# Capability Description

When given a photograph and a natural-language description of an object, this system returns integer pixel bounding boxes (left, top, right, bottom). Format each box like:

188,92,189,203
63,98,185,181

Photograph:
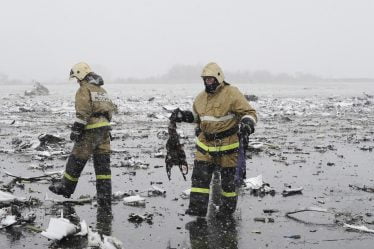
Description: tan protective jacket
75,80,115,129
193,82,257,166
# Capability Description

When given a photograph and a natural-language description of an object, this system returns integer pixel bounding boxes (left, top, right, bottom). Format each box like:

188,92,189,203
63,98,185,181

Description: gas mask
204,77,220,94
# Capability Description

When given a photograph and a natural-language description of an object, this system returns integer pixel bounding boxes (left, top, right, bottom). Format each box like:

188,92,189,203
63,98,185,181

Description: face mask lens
204,78,219,93
203,77,215,84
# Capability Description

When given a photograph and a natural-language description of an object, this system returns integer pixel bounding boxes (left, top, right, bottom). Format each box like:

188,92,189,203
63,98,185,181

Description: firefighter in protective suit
49,62,115,207
170,62,257,217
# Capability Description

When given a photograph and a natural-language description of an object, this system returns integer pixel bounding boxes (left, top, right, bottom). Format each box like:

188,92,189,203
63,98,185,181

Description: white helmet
201,62,225,84
69,62,92,81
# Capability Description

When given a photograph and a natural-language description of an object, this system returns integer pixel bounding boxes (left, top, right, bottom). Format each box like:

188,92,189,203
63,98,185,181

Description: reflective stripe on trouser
220,167,238,214
62,155,88,196
93,154,112,207
188,161,215,216
85,121,111,130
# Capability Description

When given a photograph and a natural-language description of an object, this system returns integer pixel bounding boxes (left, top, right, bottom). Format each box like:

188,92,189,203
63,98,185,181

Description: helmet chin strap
204,80,220,94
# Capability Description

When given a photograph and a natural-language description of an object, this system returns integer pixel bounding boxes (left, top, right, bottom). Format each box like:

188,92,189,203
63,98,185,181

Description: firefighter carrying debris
49,62,115,207
170,62,257,217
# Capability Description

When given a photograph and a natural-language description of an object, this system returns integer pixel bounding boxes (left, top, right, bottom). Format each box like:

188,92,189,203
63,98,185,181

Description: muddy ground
1,82,374,249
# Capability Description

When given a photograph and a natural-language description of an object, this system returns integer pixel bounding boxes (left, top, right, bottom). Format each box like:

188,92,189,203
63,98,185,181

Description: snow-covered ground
0,81,374,249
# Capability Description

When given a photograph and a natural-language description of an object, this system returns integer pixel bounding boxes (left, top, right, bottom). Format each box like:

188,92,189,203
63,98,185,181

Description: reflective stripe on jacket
196,138,239,156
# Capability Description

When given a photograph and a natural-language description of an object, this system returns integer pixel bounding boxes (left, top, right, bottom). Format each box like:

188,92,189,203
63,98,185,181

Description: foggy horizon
1,0,373,82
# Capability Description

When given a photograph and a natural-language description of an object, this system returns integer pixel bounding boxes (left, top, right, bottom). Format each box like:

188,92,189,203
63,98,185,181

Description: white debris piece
248,142,264,150
120,158,149,169
0,190,26,203
162,105,178,112
76,220,88,236
5,170,63,181
180,189,191,199
151,185,166,195
112,191,129,200
0,207,11,217
36,151,52,157
153,152,164,158
88,227,124,249
44,193,91,204
41,212,77,240
123,195,146,207
343,224,374,233
244,175,264,190
152,114,166,120
282,187,303,196
0,215,17,228
24,81,49,96
0,207,17,228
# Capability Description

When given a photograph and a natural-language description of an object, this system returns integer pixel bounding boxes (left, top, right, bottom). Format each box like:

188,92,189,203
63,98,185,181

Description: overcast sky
0,0,373,81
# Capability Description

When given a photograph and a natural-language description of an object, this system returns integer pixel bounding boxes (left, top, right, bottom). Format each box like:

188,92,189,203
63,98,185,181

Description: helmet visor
69,69,75,79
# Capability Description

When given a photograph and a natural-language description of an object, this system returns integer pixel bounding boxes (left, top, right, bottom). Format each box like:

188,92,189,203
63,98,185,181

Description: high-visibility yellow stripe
96,175,111,180
196,139,239,152
64,172,78,182
85,121,110,130
191,187,210,194
221,191,237,197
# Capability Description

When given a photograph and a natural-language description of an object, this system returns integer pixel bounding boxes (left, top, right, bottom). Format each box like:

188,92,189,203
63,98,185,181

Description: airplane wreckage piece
5,170,63,182
42,211,125,248
282,186,303,197
165,120,188,180
123,195,146,207
343,224,374,234
44,193,92,205
0,207,17,229
41,214,78,240
243,175,275,195
0,190,26,204
285,206,374,233
285,207,337,226
0,207,36,230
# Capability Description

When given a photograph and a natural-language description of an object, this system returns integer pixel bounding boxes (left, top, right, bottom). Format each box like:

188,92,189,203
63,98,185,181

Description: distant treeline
1,66,373,85
0,73,24,85
113,65,374,84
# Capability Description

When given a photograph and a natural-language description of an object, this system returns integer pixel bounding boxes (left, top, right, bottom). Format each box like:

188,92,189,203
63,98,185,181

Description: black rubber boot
185,208,207,217
48,155,88,198
97,203,113,236
186,218,209,248
48,181,71,198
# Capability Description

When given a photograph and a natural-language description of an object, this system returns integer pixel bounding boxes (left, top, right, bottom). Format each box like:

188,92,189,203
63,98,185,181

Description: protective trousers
61,127,111,204
188,160,237,216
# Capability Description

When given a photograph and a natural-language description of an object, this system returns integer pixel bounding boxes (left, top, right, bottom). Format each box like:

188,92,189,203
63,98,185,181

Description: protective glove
169,108,184,122
70,122,85,142
169,108,195,123
104,112,111,122
240,117,255,137
194,126,202,137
